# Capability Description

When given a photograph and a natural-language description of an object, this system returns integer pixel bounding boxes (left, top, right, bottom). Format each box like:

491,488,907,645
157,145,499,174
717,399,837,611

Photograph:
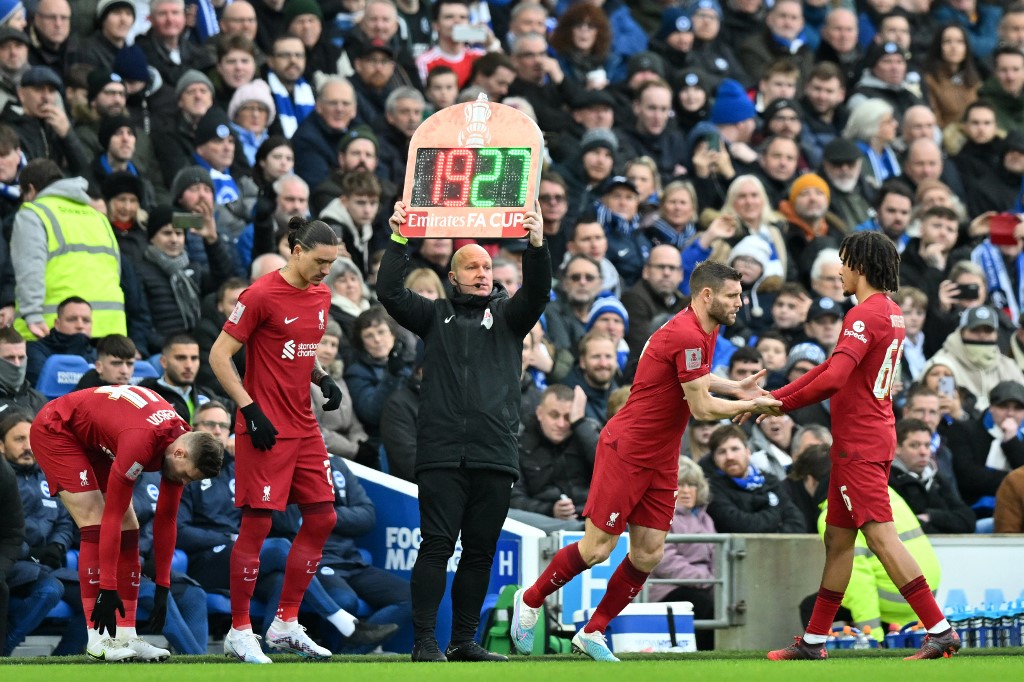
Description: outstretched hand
389,201,408,235
734,369,769,400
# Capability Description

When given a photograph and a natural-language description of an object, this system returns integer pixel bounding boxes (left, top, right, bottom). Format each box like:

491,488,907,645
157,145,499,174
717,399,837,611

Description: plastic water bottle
835,626,857,650
904,623,926,649
981,603,999,648
853,626,873,649
947,607,970,646
970,606,986,648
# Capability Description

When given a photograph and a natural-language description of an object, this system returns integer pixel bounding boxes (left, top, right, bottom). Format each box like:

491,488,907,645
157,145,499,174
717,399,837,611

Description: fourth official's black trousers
411,467,514,644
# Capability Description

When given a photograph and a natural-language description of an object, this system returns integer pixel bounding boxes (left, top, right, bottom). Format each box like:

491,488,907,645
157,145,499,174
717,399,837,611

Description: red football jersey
829,293,906,461
47,386,190,484
604,308,715,469
223,270,331,438
416,46,485,87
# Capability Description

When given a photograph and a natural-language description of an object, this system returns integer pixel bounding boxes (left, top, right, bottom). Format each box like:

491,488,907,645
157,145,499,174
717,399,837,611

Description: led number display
410,147,532,208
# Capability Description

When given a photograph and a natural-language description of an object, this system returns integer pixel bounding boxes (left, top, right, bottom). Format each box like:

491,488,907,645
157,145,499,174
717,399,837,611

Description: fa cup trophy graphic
458,93,492,147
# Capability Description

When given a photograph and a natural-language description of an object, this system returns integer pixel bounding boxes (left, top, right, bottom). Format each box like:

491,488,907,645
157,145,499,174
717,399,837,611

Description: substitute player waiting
210,217,345,664
30,387,223,662
762,231,960,661
510,257,783,662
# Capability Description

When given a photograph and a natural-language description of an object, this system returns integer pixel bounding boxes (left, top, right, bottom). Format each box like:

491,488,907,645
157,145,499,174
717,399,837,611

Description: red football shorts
234,434,333,510
583,438,676,534
31,413,109,495
826,455,894,528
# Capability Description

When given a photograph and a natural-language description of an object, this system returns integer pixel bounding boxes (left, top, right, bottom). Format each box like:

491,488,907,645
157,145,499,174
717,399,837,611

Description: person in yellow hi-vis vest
811,487,942,642
10,159,126,341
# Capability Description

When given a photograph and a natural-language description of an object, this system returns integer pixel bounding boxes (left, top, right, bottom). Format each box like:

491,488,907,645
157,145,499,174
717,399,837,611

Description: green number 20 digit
469,148,502,207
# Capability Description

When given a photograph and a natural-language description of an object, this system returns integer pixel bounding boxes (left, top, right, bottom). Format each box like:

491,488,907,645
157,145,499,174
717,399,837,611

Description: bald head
449,244,494,297
902,105,938,143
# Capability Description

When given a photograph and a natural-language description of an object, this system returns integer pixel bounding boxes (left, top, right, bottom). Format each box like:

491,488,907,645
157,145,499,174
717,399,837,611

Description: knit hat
175,69,215,100
784,342,826,375
762,97,799,124
323,318,342,339
580,127,618,155
171,165,214,202
710,79,756,125
96,0,135,25
586,296,629,333
146,205,176,239
678,70,707,92
727,235,771,270
337,125,379,153
194,108,233,147
788,173,830,204
657,8,692,41
98,114,134,151
101,170,143,202
87,69,124,102
626,51,666,80
688,0,723,19
0,1,23,26
284,0,323,23
113,44,150,84
865,41,909,70
228,78,276,126
0,26,27,48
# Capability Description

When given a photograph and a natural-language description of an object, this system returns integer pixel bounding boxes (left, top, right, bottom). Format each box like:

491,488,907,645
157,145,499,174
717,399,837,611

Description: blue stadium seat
172,549,188,574
65,549,79,570
985,588,1005,606
35,354,91,398
131,360,161,383
944,589,967,610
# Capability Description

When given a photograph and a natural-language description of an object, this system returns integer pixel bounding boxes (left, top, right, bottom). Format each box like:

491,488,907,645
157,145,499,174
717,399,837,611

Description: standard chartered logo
281,339,317,360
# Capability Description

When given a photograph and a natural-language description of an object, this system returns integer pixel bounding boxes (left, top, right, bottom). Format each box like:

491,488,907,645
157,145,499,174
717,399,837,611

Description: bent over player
210,217,345,664
31,387,223,662
510,259,782,661
763,231,960,661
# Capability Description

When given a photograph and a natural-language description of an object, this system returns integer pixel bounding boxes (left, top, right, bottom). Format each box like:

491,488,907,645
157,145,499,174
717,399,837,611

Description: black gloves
147,585,169,633
30,543,65,569
387,341,406,376
91,589,125,636
319,376,343,411
241,402,278,451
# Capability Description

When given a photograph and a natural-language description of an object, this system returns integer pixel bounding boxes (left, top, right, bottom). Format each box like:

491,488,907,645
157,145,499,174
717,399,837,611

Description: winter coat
177,456,240,554
994,467,1024,533
847,72,926,121
702,458,806,534
929,331,1024,412
379,376,420,482
978,77,1024,134
648,505,716,601
311,376,367,460
888,460,975,533
292,112,355,190
561,366,619,425
344,350,408,438
0,104,90,176
26,329,97,387
510,412,599,517
0,459,25,576
738,29,815,84
376,239,551,478
9,461,74,555
944,414,1024,508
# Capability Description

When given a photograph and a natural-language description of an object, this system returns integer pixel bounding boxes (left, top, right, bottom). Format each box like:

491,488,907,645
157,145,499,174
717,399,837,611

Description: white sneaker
118,636,170,661
86,636,138,662
571,629,620,662
224,627,272,664
510,588,541,655
265,619,332,660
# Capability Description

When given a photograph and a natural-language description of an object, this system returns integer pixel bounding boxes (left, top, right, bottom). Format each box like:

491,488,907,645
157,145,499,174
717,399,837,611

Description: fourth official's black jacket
376,238,551,479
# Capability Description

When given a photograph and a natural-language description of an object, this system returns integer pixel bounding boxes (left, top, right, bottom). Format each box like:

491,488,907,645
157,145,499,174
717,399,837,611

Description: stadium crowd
2,0,1024,657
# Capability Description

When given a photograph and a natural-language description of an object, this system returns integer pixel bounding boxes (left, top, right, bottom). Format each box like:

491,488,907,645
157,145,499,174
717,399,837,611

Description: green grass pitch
1,649,1021,682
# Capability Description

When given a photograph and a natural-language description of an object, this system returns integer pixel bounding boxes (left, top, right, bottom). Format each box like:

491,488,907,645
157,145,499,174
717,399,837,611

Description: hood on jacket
36,176,91,205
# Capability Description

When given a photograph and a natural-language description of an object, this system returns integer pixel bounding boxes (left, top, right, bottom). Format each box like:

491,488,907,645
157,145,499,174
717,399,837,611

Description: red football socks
116,529,140,627
583,555,649,634
524,542,589,608
230,508,273,630
805,586,845,636
79,525,101,623
900,575,945,629
276,503,335,622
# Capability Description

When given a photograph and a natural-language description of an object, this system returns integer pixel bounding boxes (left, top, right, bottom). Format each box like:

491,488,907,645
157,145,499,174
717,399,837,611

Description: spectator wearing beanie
135,0,216,89
777,172,846,286
284,0,343,84
649,9,694,72
553,127,618,223
169,164,238,275
134,201,236,353
72,69,129,156
228,78,276,166
92,113,160,207
619,79,689,185
559,301,626,424
685,0,753,89
0,24,29,111
79,0,136,71
585,295,631,373
154,68,217,187
101,169,148,265
111,43,163,132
